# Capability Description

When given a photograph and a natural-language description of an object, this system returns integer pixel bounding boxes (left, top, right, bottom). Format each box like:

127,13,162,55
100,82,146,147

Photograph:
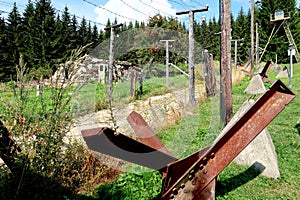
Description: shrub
0,47,118,199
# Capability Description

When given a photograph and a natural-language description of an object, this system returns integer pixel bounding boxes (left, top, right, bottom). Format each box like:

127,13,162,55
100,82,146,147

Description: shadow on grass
216,162,265,197
0,164,96,200
93,184,127,200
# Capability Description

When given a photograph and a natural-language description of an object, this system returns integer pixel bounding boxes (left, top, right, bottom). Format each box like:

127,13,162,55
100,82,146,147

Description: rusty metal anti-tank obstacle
82,79,295,199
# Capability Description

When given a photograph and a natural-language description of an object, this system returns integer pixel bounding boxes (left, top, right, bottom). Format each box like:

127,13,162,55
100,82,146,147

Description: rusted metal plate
160,80,295,199
127,111,175,157
82,127,177,170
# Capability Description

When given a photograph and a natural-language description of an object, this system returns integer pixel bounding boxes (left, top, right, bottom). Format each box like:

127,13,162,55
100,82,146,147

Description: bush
0,47,118,199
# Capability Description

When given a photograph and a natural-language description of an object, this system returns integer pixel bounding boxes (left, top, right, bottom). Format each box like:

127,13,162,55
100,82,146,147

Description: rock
276,66,289,78
235,127,280,178
218,99,280,178
244,74,266,95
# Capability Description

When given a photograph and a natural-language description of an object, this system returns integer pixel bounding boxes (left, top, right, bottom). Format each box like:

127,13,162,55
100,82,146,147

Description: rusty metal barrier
82,79,295,199
259,60,273,82
81,127,177,171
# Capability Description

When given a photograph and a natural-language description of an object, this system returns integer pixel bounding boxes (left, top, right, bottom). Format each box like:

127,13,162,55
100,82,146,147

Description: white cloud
95,0,177,27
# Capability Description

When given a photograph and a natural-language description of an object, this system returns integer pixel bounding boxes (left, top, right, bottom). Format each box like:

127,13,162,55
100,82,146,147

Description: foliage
0,47,118,199
95,169,162,200
231,7,250,62
95,83,109,111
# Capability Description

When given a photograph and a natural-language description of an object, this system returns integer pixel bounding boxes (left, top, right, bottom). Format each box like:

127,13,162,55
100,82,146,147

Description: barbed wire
55,8,106,27
120,0,149,17
137,0,175,18
82,0,138,22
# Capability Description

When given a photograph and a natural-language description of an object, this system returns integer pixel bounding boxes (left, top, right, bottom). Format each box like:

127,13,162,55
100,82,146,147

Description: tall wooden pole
231,38,243,69
255,23,259,65
188,10,195,106
250,0,255,77
104,23,123,102
220,0,232,126
176,6,209,107
160,39,174,87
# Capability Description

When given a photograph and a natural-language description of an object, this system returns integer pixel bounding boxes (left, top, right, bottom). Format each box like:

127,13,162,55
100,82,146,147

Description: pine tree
232,7,250,62
133,21,138,29
91,24,99,48
6,2,22,78
33,0,57,71
0,17,10,81
87,21,93,44
104,18,111,39
98,29,104,44
78,17,88,46
52,14,64,63
127,21,133,30
70,14,78,50
208,16,221,60
20,0,36,70
60,6,72,60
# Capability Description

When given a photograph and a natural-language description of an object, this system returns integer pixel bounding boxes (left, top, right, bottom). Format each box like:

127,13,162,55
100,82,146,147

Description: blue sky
1,0,255,29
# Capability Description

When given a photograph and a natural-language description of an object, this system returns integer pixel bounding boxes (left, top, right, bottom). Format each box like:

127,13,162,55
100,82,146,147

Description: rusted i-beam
126,111,174,157
259,60,272,82
160,79,295,199
82,79,295,200
82,127,176,171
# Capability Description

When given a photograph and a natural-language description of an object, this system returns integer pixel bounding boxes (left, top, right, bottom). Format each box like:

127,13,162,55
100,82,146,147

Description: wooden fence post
203,50,216,97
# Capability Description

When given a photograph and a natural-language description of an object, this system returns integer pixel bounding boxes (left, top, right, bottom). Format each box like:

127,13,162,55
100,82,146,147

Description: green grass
93,63,300,199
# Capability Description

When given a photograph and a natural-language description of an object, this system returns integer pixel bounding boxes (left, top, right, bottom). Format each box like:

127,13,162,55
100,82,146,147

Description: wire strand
120,0,149,17
138,0,175,18
82,0,138,22
55,8,106,27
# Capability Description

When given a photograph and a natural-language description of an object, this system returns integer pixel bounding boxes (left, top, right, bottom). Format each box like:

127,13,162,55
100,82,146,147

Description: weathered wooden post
104,23,123,102
176,5,209,107
203,50,216,97
220,0,232,126
160,40,174,87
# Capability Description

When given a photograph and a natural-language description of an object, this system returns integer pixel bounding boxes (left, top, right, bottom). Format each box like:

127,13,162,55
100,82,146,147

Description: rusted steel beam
160,79,295,199
82,80,294,199
82,127,176,171
259,60,272,82
127,111,175,157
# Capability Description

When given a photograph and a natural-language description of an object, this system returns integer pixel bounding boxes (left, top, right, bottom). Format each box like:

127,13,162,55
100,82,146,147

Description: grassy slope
93,64,300,199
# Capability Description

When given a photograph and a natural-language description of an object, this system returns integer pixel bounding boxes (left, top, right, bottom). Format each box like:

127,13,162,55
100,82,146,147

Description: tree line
0,0,148,81
0,0,299,82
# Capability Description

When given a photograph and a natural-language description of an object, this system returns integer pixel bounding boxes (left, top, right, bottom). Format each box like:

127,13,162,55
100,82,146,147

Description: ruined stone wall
70,83,206,141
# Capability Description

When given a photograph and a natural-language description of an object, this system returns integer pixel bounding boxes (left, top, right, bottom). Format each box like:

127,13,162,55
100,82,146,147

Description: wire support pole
160,39,175,87
176,5,209,107
104,23,123,102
